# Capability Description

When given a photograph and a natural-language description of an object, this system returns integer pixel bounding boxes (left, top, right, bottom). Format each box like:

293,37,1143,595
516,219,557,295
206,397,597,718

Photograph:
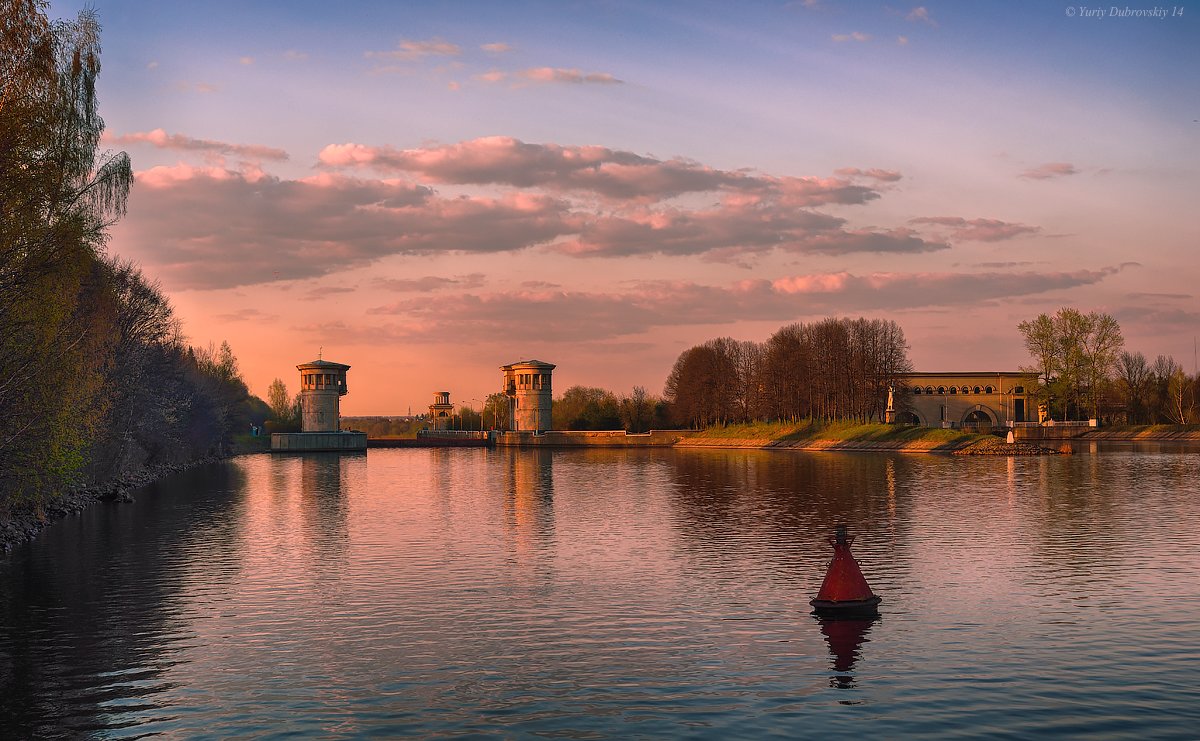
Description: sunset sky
53,0,1198,414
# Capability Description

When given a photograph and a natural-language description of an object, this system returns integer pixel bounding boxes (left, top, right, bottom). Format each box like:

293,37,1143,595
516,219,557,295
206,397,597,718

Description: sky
50,0,1200,415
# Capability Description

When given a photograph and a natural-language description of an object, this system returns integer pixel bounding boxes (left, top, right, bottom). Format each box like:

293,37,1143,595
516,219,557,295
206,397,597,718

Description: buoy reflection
816,615,879,690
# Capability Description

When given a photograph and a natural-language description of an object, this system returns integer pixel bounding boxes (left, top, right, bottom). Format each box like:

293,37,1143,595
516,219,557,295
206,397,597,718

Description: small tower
297,359,350,432
429,391,454,429
501,360,555,433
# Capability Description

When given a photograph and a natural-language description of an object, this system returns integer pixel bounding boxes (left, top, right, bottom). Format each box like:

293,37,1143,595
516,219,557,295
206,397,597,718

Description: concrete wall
493,430,698,447
514,386,552,432
271,431,367,452
300,389,341,432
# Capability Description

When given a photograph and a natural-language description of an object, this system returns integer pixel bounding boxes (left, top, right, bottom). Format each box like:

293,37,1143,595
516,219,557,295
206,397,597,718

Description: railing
417,429,489,439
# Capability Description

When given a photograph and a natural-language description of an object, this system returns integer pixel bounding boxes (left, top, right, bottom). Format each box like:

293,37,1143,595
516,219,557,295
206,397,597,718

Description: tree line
1,4,263,516
1019,307,1197,423
664,318,913,428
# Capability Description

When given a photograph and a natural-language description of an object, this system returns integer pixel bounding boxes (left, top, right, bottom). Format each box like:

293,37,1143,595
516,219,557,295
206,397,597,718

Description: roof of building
297,359,351,370
904,371,1034,378
500,359,556,370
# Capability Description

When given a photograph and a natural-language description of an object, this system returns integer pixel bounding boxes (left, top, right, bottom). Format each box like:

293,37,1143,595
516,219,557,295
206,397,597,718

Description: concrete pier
271,431,367,452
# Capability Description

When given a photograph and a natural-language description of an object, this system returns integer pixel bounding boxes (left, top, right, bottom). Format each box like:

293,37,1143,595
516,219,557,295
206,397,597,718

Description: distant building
272,357,366,452
428,391,454,429
898,371,1039,428
297,359,350,432
502,360,555,432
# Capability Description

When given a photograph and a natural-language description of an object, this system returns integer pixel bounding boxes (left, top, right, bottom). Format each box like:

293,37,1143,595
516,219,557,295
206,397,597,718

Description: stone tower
501,360,555,433
429,391,454,429
297,359,350,432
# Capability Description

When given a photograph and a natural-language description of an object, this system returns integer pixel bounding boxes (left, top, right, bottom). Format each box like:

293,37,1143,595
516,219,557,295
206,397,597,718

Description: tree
1018,308,1123,420
553,386,621,430
1079,311,1123,419
0,2,132,506
1115,351,1152,424
267,378,292,421
618,386,658,433
483,392,509,431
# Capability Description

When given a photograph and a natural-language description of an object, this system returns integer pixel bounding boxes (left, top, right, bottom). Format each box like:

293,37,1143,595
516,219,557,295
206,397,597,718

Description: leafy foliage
664,318,912,427
1,3,257,516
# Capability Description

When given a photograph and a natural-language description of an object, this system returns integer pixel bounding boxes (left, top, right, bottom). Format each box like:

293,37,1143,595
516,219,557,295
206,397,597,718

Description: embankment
0,451,257,553
674,421,1065,455
1078,425,1200,441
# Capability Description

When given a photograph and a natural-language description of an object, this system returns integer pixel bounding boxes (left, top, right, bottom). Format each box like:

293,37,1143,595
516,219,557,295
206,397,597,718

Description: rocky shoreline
950,438,1070,456
0,454,231,554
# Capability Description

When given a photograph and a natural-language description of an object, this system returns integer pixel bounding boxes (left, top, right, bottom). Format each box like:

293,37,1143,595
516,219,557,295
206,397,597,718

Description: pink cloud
366,37,461,61
473,67,623,85
111,140,946,286
318,137,881,204
518,67,622,84
106,129,289,161
832,32,871,42
364,38,458,61
834,167,903,182
481,42,513,53
341,267,1124,343
909,216,1040,242
374,274,487,292
906,6,938,26
1020,162,1079,180
215,307,279,323
111,167,580,289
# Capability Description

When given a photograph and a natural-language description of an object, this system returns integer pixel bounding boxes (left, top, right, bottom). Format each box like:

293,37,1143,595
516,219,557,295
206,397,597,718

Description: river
3,445,1199,738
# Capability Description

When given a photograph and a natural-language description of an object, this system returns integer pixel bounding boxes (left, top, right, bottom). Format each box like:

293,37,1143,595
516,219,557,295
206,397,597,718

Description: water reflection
0,462,247,737
298,453,356,564
502,447,555,543
665,449,918,592
815,615,878,691
4,445,1200,737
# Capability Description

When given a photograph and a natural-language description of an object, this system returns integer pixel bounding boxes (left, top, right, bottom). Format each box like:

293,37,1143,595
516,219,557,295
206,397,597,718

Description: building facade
297,359,350,432
428,391,454,430
898,371,1039,428
502,360,555,433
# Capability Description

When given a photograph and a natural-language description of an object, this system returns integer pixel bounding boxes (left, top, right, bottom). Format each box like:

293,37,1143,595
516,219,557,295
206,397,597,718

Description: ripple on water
2,446,1200,737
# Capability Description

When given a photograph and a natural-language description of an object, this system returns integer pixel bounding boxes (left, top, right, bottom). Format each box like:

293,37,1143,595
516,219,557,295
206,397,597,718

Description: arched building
897,371,1039,428
502,360,555,433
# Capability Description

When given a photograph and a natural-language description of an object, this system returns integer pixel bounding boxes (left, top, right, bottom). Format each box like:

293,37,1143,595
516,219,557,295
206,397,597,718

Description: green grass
690,420,984,445
231,434,271,453
1088,424,1200,437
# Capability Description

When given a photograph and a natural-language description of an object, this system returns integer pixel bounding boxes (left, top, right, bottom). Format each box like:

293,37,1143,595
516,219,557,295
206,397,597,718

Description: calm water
3,445,1199,738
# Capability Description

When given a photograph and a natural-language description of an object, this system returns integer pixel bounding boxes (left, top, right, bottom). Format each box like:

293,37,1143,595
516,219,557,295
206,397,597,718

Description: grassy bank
1081,424,1200,440
682,420,983,446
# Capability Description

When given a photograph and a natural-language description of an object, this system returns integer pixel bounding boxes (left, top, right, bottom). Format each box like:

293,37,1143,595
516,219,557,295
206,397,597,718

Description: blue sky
47,0,1200,412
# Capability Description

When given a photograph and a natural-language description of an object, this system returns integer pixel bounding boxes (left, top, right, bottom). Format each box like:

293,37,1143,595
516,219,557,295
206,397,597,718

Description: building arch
960,405,997,427
896,410,922,425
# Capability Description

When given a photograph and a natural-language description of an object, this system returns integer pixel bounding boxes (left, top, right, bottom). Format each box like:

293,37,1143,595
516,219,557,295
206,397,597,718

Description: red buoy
810,525,882,615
